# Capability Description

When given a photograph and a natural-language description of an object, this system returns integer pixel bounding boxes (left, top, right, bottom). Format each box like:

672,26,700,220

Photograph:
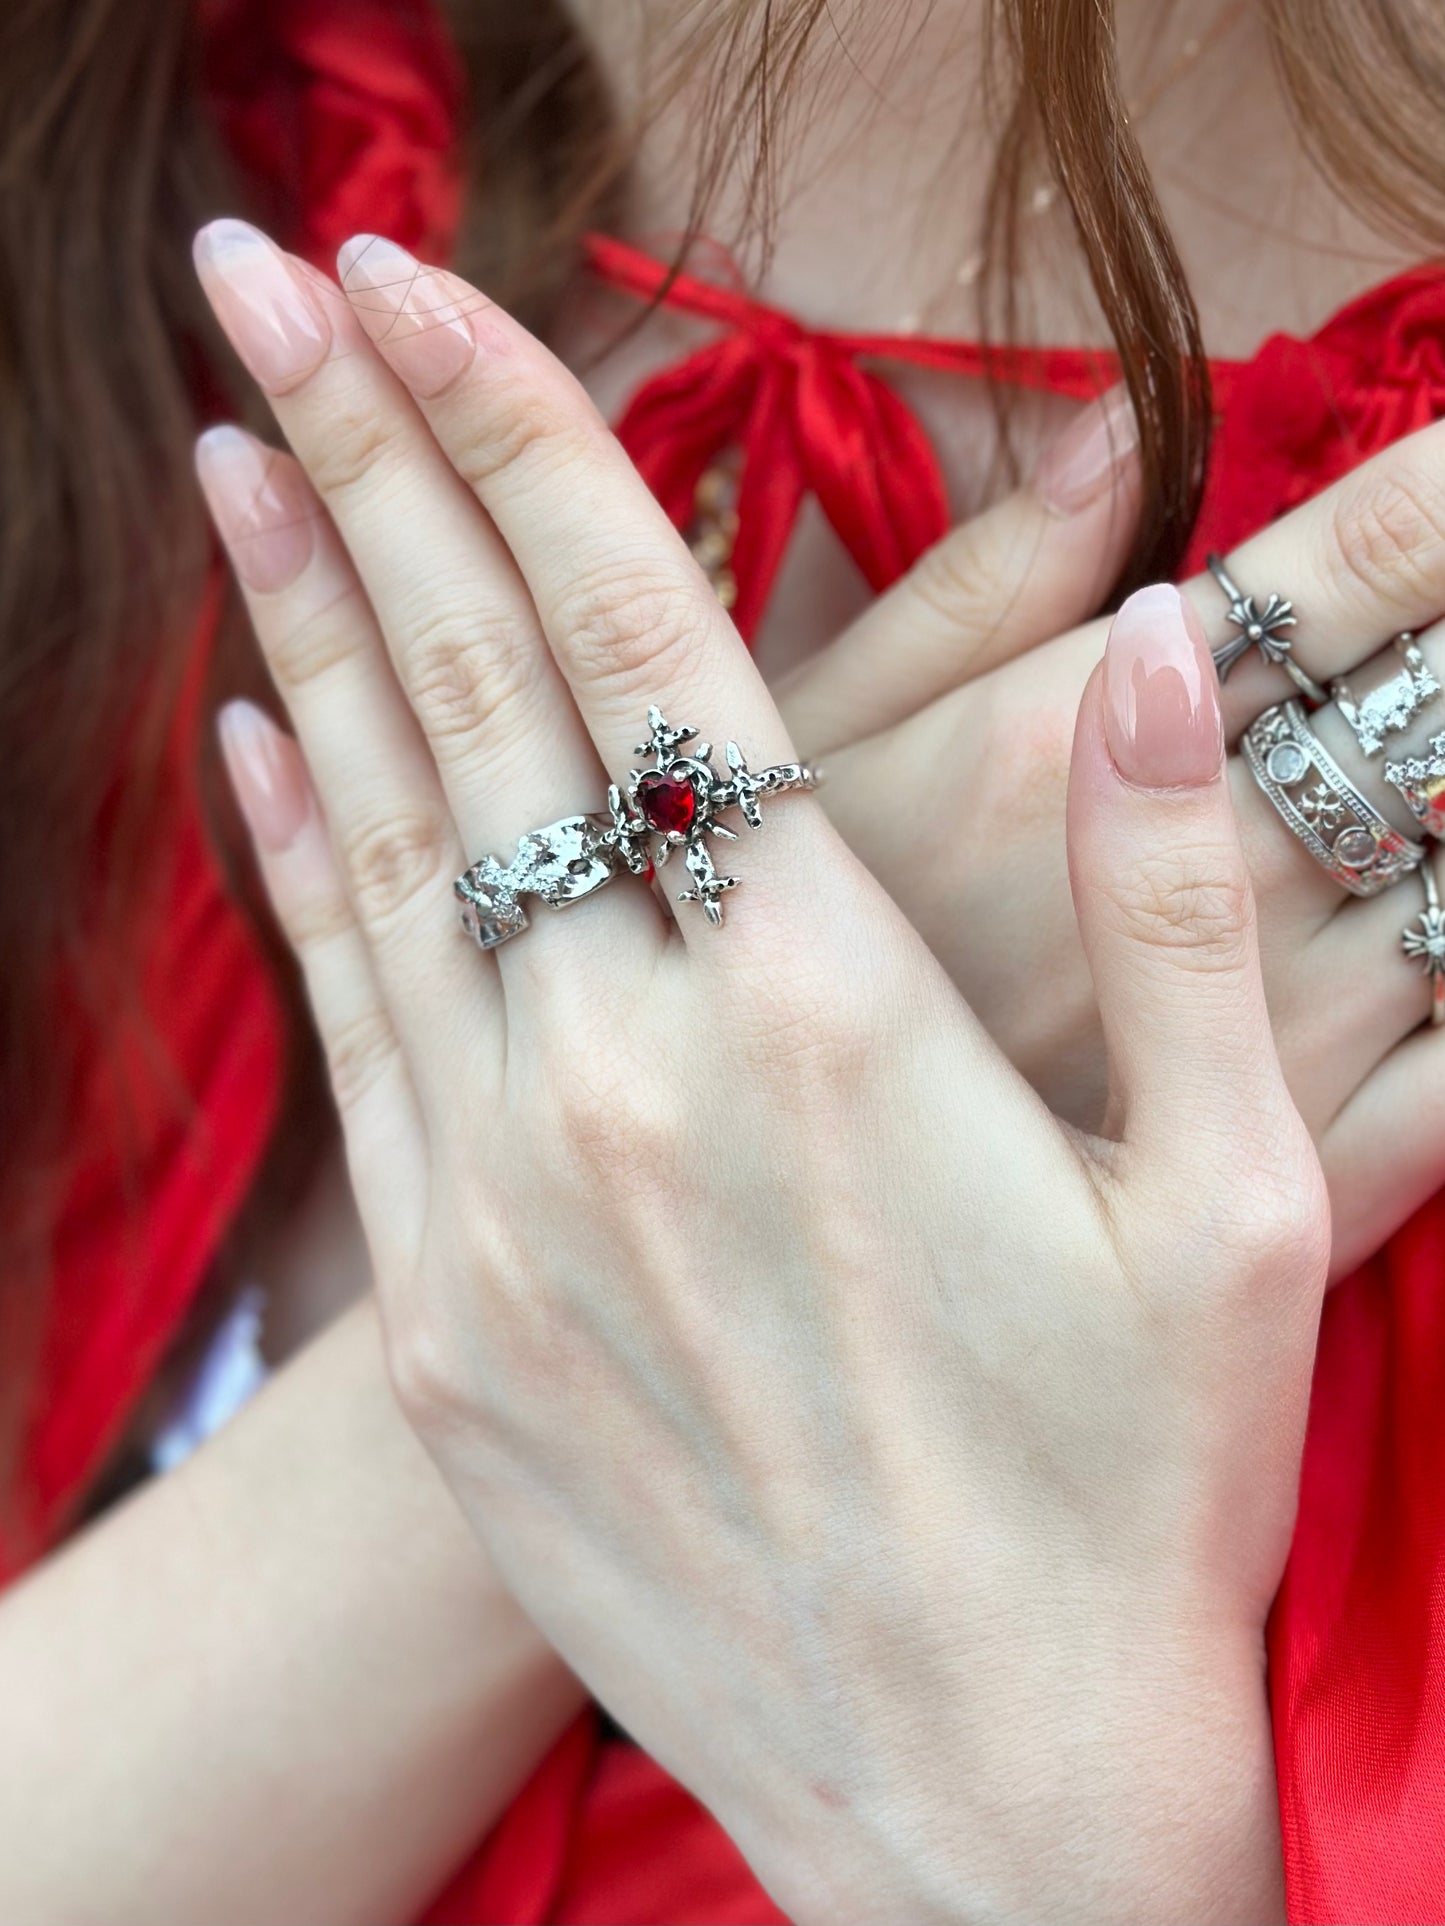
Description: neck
564,0,1414,355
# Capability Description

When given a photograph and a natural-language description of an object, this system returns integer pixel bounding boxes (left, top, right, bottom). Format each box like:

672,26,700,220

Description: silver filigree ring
1207,553,1328,705
1242,700,1425,897
1385,731,1445,840
1402,859,1445,1027
1331,633,1440,758
622,705,818,927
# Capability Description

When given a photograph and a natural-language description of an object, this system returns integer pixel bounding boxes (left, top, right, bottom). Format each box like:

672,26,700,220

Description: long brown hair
3,0,1445,1506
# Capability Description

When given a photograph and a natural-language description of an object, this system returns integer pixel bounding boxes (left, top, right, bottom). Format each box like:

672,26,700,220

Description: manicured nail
1033,383,1139,516
195,425,317,592
218,700,313,853
337,234,477,397
1104,583,1223,788
193,219,331,392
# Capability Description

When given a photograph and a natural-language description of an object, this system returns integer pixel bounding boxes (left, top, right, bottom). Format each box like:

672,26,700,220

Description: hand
197,223,1327,1923
779,402,1445,1278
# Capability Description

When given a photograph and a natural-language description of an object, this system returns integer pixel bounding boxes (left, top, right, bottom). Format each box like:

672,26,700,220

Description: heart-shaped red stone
636,771,697,836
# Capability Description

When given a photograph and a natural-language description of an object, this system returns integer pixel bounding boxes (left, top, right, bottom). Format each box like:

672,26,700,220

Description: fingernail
218,700,313,852
1034,383,1139,516
195,425,317,592
337,234,477,397
193,219,331,392
1104,583,1223,788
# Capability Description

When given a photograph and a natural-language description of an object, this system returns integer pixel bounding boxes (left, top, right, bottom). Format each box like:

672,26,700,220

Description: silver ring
1331,633,1440,757
1207,553,1328,704
1242,700,1425,896
455,803,650,950
1384,731,1445,840
1402,859,1445,1026
625,705,818,926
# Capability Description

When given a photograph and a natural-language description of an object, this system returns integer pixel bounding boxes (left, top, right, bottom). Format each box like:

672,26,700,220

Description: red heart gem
636,772,697,836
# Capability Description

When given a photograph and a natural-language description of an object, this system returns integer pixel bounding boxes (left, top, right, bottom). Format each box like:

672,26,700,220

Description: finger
1320,1016,1445,1282
194,221,657,976
337,234,833,947
1184,416,1445,737
1067,583,1306,1188
777,385,1141,756
217,699,427,1267
195,423,495,1086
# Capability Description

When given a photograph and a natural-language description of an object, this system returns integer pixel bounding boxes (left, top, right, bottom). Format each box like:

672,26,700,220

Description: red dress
12,2,1445,1919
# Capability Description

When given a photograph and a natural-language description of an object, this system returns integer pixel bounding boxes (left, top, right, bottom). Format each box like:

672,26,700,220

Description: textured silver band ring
1385,731,1445,840
1332,632,1440,758
1242,700,1425,897
623,704,818,927
1207,553,1328,704
1402,859,1445,1026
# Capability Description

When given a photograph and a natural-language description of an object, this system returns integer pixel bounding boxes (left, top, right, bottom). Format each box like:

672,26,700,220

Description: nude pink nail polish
193,219,331,393
336,234,478,397
1103,583,1223,788
195,425,317,592
1034,383,1140,517
218,700,312,852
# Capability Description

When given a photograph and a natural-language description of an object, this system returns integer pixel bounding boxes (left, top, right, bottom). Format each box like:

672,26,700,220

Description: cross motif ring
1207,553,1328,705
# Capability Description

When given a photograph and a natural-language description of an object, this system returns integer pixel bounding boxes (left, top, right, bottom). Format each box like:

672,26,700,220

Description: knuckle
340,810,453,927
452,392,590,498
303,403,400,505
402,600,542,752
1326,463,1445,610
1103,848,1253,972
905,526,1022,645
266,580,372,692
386,1315,472,1437
323,1004,400,1115
556,553,711,699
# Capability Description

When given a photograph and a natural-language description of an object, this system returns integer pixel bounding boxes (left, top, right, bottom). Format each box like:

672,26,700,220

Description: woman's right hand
779,404,1445,1277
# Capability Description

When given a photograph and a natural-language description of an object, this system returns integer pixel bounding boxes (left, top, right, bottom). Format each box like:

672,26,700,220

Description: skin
3,5,1439,1918
180,213,1340,1920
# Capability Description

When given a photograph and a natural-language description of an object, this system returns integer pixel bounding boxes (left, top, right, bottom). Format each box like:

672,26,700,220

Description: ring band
1384,732,1445,840
1207,553,1328,704
627,705,818,927
1402,859,1445,1026
454,812,633,949
1331,633,1440,758
1242,700,1425,896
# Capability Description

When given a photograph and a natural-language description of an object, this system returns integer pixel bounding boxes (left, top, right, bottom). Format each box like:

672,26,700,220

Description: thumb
1066,584,1294,1175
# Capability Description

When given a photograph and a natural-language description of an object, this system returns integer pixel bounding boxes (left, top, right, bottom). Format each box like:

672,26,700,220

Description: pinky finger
1319,1019,1445,1283
219,699,427,1267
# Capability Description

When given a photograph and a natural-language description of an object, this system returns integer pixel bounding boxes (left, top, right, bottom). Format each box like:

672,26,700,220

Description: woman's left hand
197,225,1327,1924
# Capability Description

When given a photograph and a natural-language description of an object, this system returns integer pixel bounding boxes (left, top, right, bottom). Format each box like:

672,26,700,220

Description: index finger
337,234,833,943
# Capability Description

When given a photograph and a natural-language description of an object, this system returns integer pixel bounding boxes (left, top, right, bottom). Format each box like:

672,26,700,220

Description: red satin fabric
13,1,1445,1917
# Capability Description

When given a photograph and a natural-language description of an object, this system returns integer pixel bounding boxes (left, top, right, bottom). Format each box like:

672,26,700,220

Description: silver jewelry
1242,700,1425,896
1384,732,1445,840
1332,634,1439,757
625,705,817,926
1402,860,1445,1027
455,811,644,950
1207,553,1328,704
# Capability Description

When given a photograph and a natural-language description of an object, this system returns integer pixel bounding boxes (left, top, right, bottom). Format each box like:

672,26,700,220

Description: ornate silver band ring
1242,700,1425,897
454,706,819,947
1207,553,1328,705
1385,732,1445,840
1402,859,1445,1027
